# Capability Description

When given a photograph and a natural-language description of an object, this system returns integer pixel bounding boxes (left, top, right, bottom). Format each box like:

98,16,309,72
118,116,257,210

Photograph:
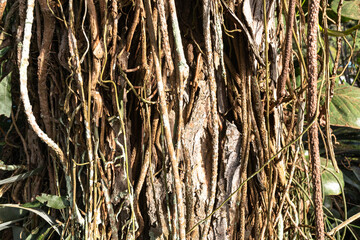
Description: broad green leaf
321,158,344,196
0,204,61,235
331,127,360,159
21,201,43,208
0,46,10,58
323,196,333,209
36,193,70,210
0,71,12,117
329,84,360,129
331,0,360,20
0,207,27,222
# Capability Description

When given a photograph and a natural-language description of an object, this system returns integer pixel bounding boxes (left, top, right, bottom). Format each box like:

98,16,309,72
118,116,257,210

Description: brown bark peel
37,0,55,137
202,0,220,239
307,0,325,238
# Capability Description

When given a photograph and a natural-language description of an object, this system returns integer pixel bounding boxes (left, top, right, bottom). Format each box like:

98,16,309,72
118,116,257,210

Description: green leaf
331,127,360,156
36,193,70,210
329,84,360,129
0,219,18,231
21,201,43,208
348,205,360,217
25,222,52,240
331,0,360,20
352,166,360,182
343,169,360,192
0,167,42,186
0,71,12,117
0,46,10,58
0,204,61,235
37,225,53,240
321,158,344,196
0,207,27,222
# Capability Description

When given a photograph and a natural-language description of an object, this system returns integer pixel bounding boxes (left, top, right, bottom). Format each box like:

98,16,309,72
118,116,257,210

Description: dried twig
328,211,360,236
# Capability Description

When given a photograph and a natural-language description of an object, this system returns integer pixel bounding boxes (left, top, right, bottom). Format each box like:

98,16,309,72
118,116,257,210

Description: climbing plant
0,0,359,239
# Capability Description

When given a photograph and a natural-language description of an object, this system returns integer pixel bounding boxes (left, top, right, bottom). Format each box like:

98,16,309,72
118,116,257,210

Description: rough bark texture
307,0,325,238
1,0,340,239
